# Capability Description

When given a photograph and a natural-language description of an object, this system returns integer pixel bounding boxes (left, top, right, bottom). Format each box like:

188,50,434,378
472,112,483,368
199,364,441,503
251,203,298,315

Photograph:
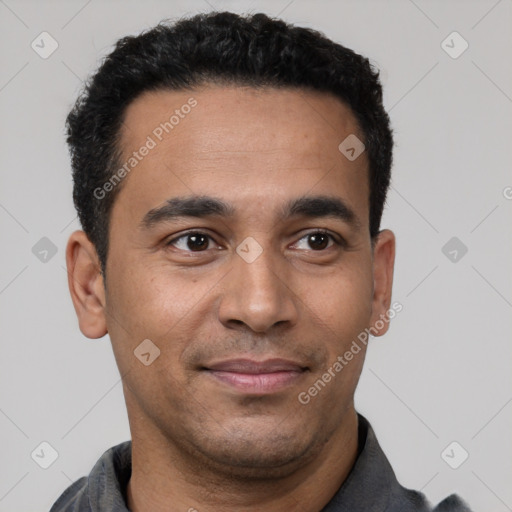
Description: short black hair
66,11,393,273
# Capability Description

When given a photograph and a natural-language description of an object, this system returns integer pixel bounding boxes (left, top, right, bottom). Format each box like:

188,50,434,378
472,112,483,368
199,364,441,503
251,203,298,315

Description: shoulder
355,415,475,512
49,476,89,512
385,484,474,512
432,494,474,511
49,441,132,512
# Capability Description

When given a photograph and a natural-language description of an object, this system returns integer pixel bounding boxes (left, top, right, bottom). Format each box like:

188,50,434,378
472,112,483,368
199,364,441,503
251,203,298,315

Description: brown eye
168,232,213,251
186,234,209,251
292,231,339,252
307,233,330,250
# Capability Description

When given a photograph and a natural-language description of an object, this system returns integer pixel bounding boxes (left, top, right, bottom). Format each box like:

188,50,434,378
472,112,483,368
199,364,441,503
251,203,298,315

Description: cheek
104,259,224,381
104,266,207,403
108,259,209,334
300,260,374,341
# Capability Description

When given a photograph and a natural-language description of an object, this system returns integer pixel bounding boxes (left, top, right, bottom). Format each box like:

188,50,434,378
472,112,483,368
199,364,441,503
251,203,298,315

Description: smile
203,358,308,394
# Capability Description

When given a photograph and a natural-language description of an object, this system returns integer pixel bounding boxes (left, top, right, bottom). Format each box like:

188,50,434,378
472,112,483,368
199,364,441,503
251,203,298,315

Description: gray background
1,0,511,510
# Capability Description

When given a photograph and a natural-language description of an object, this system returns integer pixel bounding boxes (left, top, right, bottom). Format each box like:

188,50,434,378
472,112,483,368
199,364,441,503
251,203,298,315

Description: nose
218,243,299,334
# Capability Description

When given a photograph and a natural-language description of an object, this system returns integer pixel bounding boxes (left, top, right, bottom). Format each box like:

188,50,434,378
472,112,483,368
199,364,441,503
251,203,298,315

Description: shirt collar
78,414,428,512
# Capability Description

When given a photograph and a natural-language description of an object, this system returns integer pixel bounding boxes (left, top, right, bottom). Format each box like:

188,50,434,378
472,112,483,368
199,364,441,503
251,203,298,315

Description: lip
203,358,307,394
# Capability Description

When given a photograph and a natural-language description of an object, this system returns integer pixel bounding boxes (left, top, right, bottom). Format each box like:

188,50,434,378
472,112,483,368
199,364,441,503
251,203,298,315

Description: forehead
114,85,368,223
120,84,361,154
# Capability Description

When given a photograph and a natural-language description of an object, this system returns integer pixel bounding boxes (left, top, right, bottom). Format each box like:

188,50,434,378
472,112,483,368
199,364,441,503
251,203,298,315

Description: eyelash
165,229,343,252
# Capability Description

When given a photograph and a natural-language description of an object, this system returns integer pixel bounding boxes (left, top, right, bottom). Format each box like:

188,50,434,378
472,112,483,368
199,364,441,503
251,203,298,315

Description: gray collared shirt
50,415,473,511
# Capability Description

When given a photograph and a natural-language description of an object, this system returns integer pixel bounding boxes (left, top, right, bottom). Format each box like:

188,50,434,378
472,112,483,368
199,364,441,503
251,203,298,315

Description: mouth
202,358,308,395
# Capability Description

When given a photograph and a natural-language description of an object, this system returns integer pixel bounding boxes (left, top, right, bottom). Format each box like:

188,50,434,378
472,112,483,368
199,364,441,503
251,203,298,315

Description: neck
126,409,360,512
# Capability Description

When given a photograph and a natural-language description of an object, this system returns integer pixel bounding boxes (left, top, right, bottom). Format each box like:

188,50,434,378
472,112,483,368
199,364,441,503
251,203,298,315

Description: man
51,11,473,512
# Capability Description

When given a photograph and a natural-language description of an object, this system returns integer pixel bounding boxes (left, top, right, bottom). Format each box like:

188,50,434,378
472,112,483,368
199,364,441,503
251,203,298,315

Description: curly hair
66,11,393,272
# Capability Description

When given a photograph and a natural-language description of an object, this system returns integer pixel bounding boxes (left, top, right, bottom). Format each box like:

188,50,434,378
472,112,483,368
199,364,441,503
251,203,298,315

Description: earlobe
369,229,396,337
66,230,108,339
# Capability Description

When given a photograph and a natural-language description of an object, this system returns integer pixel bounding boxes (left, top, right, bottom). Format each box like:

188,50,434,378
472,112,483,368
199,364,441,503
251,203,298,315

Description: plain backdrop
1,1,511,511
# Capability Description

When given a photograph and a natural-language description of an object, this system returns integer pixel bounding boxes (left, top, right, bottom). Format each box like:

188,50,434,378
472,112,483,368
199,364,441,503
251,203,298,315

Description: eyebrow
282,195,359,229
140,194,359,230
141,196,235,229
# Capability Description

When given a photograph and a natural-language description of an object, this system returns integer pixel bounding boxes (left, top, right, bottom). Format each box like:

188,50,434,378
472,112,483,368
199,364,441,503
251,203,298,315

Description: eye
167,232,217,252
293,231,339,251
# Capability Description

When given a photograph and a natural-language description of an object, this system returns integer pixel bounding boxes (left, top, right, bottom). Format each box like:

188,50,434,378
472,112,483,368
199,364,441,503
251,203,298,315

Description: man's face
76,86,394,477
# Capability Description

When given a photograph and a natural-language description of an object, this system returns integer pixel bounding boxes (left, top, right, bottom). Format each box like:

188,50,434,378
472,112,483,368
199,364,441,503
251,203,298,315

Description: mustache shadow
180,333,329,370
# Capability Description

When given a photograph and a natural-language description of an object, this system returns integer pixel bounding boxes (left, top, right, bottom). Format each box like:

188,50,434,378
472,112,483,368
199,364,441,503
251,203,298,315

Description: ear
369,229,396,337
66,230,108,339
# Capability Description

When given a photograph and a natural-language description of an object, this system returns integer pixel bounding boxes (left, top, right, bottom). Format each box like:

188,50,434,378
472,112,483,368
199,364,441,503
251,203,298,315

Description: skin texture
66,85,395,512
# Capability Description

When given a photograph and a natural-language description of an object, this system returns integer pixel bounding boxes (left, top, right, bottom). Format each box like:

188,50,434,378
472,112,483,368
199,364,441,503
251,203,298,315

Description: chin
184,418,328,480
